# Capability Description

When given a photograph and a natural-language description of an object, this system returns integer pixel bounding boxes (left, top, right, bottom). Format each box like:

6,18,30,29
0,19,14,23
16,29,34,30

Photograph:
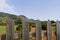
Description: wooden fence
0,19,60,40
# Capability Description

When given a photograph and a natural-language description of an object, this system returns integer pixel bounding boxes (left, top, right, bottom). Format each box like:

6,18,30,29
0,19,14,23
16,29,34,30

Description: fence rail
0,19,59,40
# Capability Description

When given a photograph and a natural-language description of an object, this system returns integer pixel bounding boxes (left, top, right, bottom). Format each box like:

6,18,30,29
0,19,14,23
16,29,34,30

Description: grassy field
0,25,17,35
0,26,6,35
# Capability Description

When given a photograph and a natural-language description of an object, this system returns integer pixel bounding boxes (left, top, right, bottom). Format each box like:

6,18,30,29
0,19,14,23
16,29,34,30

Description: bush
0,20,6,25
41,21,47,30
14,18,22,25
29,22,36,27
16,24,22,31
42,26,47,30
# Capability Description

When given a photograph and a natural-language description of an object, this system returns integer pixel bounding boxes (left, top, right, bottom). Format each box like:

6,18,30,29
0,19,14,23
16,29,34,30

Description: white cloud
0,0,17,15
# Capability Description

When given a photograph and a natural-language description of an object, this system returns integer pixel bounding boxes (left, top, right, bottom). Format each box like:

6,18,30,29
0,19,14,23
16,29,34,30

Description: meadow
0,25,17,35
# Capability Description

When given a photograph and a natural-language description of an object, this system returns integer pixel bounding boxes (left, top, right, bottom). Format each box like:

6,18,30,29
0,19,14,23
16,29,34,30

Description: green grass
0,26,6,35
0,25,17,35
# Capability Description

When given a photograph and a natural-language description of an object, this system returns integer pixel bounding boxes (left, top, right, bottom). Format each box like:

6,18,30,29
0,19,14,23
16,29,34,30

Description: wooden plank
56,21,60,40
47,21,52,40
0,35,1,40
36,20,41,40
6,19,14,40
22,20,29,40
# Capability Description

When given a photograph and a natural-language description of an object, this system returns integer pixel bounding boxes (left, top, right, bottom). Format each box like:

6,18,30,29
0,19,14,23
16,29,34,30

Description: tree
14,18,22,25
15,18,22,40
15,18,22,31
51,20,55,23
29,22,36,27
16,24,22,31
41,21,47,30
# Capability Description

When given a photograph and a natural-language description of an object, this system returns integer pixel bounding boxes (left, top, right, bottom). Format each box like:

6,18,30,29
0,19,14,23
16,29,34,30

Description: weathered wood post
6,19,14,40
35,20,41,40
47,21,52,40
56,21,60,40
22,20,29,40
0,35,1,40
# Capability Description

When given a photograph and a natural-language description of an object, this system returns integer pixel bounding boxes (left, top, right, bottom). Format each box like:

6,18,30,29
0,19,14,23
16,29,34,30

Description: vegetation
41,21,47,30
0,12,56,35
29,22,36,27
0,26,6,34
14,18,22,25
0,12,17,19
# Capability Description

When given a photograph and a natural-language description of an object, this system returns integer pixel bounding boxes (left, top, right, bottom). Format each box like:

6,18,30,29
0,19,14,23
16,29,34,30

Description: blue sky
0,0,60,21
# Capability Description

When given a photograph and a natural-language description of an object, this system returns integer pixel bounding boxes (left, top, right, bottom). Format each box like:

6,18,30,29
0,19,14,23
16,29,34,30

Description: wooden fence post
47,21,52,40
0,35,1,40
6,19,14,40
56,21,60,40
22,20,29,40
36,20,41,40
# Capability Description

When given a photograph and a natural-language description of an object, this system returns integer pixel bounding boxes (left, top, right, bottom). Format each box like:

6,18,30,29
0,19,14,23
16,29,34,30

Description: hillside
0,12,17,19
0,12,30,25
0,12,29,20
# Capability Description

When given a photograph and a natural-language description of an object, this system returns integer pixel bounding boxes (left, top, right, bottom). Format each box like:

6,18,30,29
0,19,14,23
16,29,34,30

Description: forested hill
0,12,17,19
0,12,29,20
0,12,30,25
